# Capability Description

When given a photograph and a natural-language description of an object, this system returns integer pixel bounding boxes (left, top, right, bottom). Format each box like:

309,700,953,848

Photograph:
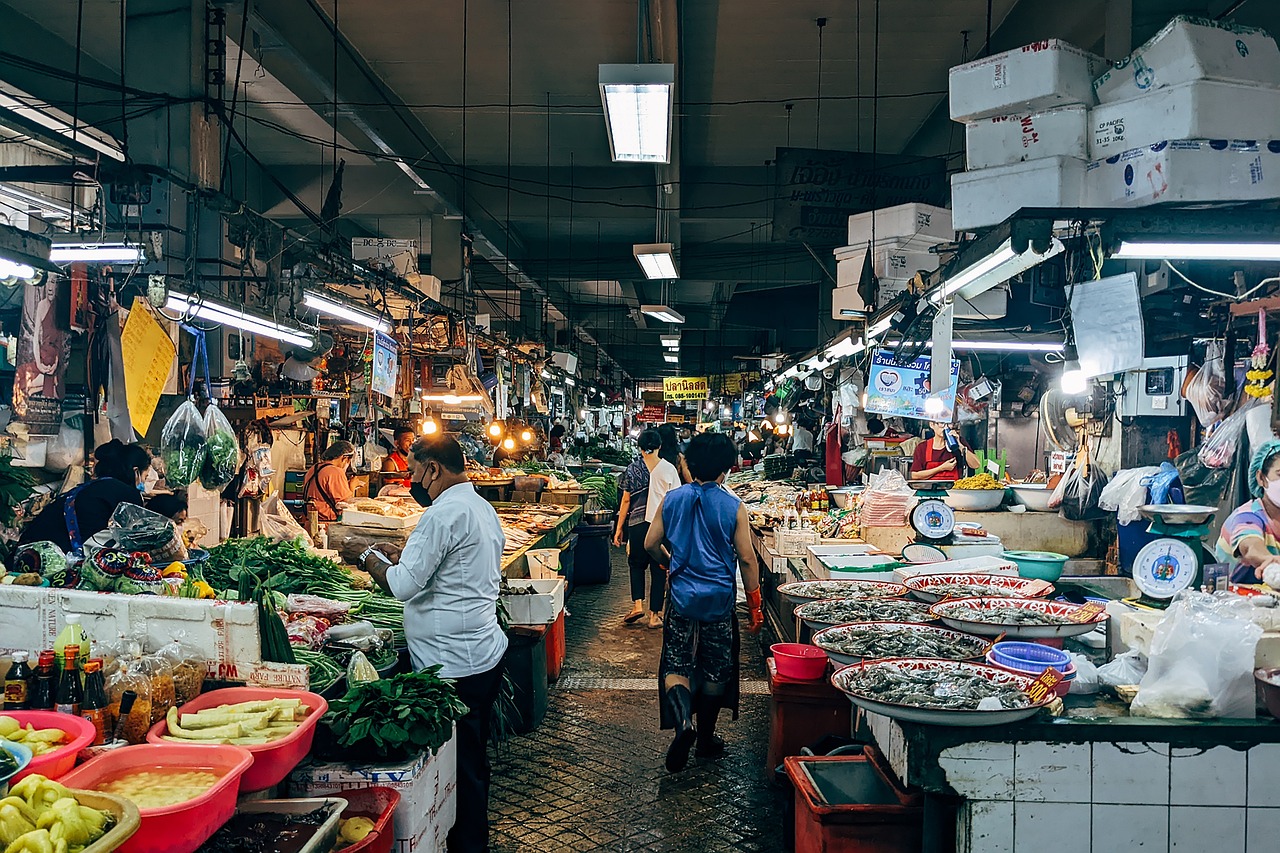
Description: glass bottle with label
3,652,31,710
54,655,82,716
80,659,108,745
29,651,57,710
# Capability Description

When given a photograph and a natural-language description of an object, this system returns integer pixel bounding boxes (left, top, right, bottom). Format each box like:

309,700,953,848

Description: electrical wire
1163,260,1278,302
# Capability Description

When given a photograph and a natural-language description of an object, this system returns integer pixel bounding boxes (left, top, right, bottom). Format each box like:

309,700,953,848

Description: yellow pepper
4,828,53,853
161,561,188,579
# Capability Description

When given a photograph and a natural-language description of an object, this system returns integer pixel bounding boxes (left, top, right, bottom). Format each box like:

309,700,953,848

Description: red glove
746,587,764,634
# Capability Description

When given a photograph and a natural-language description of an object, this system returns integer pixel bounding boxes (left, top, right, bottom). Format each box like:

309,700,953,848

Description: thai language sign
865,349,959,421
663,376,709,401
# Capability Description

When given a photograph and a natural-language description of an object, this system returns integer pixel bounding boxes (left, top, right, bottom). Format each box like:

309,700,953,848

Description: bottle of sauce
80,659,109,745
54,655,82,715
54,615,91,671
3,652,31,710
29,651,56,710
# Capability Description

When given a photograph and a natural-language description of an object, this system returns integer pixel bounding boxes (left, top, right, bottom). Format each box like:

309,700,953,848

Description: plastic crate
785,751,923,853
336,786,401,853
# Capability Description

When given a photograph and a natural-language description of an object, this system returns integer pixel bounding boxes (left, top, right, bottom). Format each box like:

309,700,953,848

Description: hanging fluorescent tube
0,184,72,221
0,258,36,280
641,305,685,324
949,340,1064,353
0,82,125,162
422,393,484,404
664,353,679,363
599,64,675,163
660,334,681,348
565,377,576,387
932,237,1064,303
303,291,391,333
49,243,143,263
633,243,678,279
1110,241,1280,261
164,291,314,349
867,317,894,339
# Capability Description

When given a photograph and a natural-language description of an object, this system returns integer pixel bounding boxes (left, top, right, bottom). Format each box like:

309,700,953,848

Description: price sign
1025,667,1064,703
1067,601,1106,623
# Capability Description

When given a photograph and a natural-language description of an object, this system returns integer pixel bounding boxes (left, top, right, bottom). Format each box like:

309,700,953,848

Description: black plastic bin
503,626,549,734
574,523,613,585
559,533,579,598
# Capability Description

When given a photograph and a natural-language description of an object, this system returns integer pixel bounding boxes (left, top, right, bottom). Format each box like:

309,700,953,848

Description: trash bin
574,523,613,585
784,752,923,853
559,533,578,598
503,625,549,734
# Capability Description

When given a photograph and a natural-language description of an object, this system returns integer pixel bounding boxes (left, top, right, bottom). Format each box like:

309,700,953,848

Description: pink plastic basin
60,743,252,853
4,710,97,782
145,687,327,792
771,643,830,681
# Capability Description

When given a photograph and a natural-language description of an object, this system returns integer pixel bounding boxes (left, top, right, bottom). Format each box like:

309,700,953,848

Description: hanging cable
814,18,826,147
219,0,251,191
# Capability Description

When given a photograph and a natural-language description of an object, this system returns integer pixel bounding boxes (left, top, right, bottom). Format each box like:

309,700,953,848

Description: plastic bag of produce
199,403,241,490
346,649,380,685
109,502,187,563
1131,592,1262,719
160,400,208,487
106,666,152,744
261,494,312,545
1049,451,1109,521
1197,400,1259,469
154,635,206,705
1185,343,1229,428
1097,466,1161,525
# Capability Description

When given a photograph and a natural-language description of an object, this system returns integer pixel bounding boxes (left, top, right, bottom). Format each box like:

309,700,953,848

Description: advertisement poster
637,404,666,423
12,276,72,436
663,376,709,401
371,331,399,397
865,349,959,421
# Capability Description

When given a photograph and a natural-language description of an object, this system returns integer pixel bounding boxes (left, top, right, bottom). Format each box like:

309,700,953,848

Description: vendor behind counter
18,440,149,554
910,419,981,481
1216,439,1280,584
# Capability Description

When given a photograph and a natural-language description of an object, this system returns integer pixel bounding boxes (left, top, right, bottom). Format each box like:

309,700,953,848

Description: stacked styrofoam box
846,203,953,248
949,41,1105,230
833,243,940,287
1087,139,1280,207
832,203,952,320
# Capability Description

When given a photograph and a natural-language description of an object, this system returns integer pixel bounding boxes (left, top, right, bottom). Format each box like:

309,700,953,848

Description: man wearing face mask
358,434,506,853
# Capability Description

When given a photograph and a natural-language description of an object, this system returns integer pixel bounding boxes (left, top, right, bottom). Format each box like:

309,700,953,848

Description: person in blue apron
18,440,151,555
645,432,764,773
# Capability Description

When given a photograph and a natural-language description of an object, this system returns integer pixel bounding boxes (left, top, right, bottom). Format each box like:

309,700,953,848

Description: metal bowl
943,488,1005,512
1137,504,1216,525
829,487,865,509
1008,484,1054,512
908,480,950,492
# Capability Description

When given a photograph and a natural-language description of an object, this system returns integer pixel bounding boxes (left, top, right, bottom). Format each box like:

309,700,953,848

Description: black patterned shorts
661,610,734,685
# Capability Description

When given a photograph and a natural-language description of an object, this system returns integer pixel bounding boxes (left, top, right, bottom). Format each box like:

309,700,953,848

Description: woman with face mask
1215,440,1280,583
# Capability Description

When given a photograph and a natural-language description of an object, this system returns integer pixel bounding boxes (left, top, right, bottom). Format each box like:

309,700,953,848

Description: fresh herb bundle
323,668,468,761
204,536,348,594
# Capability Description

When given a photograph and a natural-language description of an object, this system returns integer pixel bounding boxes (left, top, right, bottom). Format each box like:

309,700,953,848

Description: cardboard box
1094,15,1280,105
949,40,1105,122
500,577,566,625
288,735,458,853
1089,79,1280,159
964,105,1089,169
834,244,940,283
950,156,1088,231
1087,138,1280,208
847,203,953,248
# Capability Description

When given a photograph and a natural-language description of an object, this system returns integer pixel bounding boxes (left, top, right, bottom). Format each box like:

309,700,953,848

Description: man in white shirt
791,419,816,462
362,435,506,853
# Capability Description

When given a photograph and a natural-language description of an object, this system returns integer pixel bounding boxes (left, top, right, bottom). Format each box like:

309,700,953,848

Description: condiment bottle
3,652,31,710
80,659,109,745
54,654,82,715
109,691,137,744
54,615,91,671
29,651,57,710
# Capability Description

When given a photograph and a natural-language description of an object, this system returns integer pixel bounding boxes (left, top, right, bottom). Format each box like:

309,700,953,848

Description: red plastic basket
4,710,96,782
337,786,401,853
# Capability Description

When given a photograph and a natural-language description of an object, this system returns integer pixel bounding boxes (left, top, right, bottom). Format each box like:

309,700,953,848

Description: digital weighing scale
1127,504,1216,609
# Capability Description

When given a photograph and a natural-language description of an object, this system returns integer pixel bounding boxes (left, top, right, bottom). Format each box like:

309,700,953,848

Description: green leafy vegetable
323,668,468,761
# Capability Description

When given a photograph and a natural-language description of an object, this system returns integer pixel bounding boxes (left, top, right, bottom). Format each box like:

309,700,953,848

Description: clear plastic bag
1131,592,1263,719
1098,466,1162,525
1049,449,1109,521
130,654,176,725
1067,652,1099,695
1198,400,1260,469
106,667,152,744
261,494,312,545
160,400,208,488
346,649,380,685
199,404,241,490
1185,344,1228,427
1097,649,1147,688
155,635,206,705
109,502,186,562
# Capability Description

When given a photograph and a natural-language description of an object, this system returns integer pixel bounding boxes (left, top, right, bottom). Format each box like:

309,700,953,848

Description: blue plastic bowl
0,740,33,792
1003,550,1069,582
988,641,1071,672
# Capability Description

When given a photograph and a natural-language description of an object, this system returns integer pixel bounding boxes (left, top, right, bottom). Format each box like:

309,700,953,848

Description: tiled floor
489,548,786,852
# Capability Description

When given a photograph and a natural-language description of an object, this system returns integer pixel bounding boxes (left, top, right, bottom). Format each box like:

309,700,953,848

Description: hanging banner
663,376,709,401
637,404,666,423
120,297,176,437
371,331,399,397
12,276,72,436
865,349,959,421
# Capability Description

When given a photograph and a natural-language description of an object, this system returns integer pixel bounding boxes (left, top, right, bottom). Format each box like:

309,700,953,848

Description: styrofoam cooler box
950,156,1088,231
964,105,1089,169
288,733,458,853
1087,139,1280,207
834,243,940,285
953,284,1009,320
500,577,565,624
949,40,1105,122
847,203,952,248
1089,79,1280,159
832,284,867,320
1094,15,1280,105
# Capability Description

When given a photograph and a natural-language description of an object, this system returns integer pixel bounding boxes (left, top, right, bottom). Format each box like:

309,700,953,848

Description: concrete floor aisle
488,546,786,852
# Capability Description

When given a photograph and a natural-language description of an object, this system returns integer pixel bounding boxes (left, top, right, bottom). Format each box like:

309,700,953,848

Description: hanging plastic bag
160,400,208,488
1131,592,1263,719
1185,344,1228,427
1049,446,1109,520
1097,649,1148,688
1198,400,1259,469
1098,466,1161,525
260,494,311,544
199,403,241,490
1145,462,1181,506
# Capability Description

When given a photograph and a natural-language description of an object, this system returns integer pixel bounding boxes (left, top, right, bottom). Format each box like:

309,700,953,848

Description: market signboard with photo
371,331,399,397
12,276,71,436
865,349,959,421
663,376,709,401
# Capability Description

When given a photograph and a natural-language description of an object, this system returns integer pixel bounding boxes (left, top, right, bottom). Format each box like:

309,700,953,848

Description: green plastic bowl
1003,550,1069,582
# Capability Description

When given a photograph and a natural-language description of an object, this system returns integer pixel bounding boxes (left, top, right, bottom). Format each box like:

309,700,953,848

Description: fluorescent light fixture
0,82,125,162
422,393,484,403
0,184,73,221
932,237,1064,303
540,369,551,379
660,334,681,348
633,243,678,279
599,64,675,163
641,305,685,324
565,377,576,387
49,243,143,263
0,258,36,280
664,353,679,363
892,339,1065,353
303,290,391,333
867,317,894,338
164,291,314,348
825,336,867,359
838,308,862,317
1110,241,1280,261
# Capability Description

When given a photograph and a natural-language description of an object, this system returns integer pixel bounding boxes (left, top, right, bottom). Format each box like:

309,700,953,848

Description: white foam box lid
949,39,1106,122
501,577,566,625
847,203,953,248
1094,15,1280,105
891,554,1018,582
1086,138,1280,208
964,104,1089,170
1088,79,1280,159
288,732,458,851
805,543,881,575
949,155,1088,232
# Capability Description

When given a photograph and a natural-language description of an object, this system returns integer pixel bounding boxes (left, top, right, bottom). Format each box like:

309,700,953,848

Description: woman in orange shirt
304,441,357,522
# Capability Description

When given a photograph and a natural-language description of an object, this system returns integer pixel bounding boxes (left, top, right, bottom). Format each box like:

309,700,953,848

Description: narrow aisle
489,547,785,852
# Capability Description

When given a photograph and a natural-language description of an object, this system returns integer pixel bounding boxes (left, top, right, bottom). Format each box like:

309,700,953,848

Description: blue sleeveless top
662,482,740,621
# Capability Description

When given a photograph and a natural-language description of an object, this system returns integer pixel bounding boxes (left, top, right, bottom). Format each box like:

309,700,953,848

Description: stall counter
861,510,1095,558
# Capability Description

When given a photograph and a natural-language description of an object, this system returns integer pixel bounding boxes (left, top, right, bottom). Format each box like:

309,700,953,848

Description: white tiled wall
943,740,1278,853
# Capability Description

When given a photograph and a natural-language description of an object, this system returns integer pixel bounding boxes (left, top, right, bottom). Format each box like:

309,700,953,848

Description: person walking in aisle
645,432,764,772
658,423,692,483
360,435,507,853
614,428,682,628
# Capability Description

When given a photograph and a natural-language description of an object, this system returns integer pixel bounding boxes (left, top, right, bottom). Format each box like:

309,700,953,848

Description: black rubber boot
664,685,696,772
695,694,726,759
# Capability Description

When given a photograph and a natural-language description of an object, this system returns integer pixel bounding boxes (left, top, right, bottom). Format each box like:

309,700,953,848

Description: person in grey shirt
362,435,506,853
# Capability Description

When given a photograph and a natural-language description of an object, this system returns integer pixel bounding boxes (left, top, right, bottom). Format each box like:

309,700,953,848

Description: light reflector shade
599,64,675,163
165,291,314,349
304,290,391,333
633,243,678,279
641,305,685,324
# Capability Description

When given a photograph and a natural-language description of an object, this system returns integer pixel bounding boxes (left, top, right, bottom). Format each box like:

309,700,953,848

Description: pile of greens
324,668,468,761
579,472,620,510
204,536,349,595
0,455,36,528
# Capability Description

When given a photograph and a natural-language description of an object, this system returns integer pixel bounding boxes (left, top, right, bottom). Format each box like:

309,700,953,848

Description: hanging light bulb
421,417,439,436
521,428,534,443
773,412,787,424
777,423,790,436
502,436,516,450
1059,340,1088,394
487,421,503,439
